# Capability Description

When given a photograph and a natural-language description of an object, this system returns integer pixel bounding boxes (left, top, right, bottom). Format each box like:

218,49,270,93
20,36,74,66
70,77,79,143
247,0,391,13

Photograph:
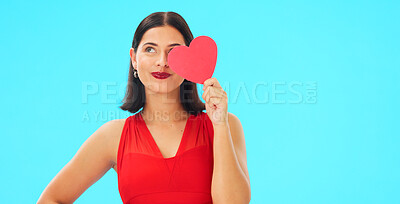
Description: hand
202,78,228,126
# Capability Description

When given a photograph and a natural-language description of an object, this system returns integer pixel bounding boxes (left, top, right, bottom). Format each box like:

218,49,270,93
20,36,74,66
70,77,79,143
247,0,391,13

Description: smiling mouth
151,72,171,79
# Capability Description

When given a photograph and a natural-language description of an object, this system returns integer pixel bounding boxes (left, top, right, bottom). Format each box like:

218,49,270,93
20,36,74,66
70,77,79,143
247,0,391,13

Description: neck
141,86,189,123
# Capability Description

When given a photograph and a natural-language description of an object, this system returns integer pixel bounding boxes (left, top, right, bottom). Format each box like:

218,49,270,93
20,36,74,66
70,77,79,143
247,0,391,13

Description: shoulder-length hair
119,12,205,116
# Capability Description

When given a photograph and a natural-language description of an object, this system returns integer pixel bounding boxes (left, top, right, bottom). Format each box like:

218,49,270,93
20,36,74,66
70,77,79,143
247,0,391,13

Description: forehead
140,25,185,46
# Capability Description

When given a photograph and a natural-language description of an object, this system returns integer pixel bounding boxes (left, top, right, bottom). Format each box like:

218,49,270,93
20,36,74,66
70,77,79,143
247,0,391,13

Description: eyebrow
142,42,182,47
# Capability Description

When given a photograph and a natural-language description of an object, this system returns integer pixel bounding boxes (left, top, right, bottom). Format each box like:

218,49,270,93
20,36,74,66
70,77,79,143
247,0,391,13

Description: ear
129,48,137,69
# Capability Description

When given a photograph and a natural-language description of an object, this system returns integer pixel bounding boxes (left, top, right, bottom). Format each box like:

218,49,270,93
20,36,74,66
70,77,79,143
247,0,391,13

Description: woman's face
130,25,186,94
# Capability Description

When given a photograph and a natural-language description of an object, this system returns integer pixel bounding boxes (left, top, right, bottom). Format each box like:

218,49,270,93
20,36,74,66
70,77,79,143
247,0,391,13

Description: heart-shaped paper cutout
168,35,217,84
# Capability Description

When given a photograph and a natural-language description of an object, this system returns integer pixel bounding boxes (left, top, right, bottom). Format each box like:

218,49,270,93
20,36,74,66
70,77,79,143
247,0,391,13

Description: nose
156,51,169,69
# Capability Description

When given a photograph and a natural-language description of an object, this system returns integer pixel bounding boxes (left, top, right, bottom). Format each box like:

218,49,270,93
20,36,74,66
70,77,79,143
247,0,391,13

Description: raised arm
37,119,125,204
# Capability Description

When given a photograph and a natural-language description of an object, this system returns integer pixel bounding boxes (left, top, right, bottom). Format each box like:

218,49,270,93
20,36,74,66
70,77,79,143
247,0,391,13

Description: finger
209,97,224,106
209,86,224,98
203,77,222,88
206,94,221,104
203,86,224,102
205,89,226,104
202,86,211,101
210,87,227,99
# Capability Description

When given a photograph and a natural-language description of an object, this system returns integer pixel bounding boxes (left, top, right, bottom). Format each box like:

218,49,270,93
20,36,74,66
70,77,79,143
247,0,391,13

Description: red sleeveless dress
117,111,214,204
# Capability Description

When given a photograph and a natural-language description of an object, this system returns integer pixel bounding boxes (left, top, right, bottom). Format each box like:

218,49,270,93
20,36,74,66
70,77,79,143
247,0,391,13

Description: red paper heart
168,36,217,84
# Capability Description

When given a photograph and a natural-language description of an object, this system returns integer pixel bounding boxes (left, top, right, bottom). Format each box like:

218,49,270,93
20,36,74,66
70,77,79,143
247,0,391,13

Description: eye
145,47,155,53
168,48,173,53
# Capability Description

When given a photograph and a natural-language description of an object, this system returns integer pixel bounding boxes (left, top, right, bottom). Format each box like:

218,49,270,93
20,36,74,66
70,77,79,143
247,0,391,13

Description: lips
151,72,171,79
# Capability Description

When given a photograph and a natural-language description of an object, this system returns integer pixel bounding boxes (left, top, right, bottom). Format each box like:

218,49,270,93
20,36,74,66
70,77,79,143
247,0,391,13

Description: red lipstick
151,72,171,79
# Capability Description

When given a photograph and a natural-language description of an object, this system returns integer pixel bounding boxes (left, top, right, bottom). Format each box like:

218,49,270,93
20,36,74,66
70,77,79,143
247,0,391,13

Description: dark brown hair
119,12,205,116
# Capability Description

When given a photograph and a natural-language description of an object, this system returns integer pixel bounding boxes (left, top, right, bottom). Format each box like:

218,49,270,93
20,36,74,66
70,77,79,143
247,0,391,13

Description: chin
146,83,180,94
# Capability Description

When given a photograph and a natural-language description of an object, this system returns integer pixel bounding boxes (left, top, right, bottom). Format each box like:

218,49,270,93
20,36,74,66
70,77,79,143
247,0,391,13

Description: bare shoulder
36,118,129,203
95,118,126,147
100,118,127,135
227,112,246,146
227,112,242,129
227,112,246,143
100,118,127,169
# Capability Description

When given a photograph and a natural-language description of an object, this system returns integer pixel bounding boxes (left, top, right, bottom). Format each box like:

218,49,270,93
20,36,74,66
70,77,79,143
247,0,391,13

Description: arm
201,78,251,203
37,119,124,204
211,112,251,204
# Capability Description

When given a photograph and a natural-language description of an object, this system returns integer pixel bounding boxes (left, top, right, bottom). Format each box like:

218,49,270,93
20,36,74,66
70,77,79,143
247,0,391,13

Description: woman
38,11,250,204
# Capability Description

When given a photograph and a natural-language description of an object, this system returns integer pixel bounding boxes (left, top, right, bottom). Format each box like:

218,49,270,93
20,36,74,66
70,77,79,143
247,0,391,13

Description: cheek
137,55,154,68
173,75,185,85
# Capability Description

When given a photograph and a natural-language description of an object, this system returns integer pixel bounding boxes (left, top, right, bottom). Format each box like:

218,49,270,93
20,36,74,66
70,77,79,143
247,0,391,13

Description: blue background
1,0,399,203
